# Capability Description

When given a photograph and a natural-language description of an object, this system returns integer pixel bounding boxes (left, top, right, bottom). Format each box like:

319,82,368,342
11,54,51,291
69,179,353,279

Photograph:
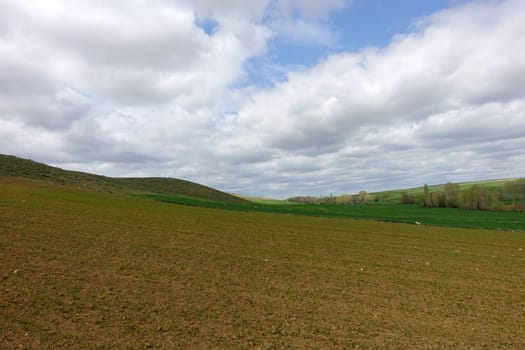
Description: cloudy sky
1,0,524,198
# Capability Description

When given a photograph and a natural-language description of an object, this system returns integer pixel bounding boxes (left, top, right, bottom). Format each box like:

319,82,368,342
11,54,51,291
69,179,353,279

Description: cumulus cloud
189,0,269,20
234,0,525,151
0,0,269,161
1,0,524,198
2,0,270,106
215,0,525,193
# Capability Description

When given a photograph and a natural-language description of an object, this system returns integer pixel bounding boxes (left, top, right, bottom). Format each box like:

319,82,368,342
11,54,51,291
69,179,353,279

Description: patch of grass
143,193,525,231
1,178,524,348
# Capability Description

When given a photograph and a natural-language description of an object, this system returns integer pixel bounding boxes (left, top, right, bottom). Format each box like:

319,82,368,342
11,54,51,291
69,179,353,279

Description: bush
400,192,416,204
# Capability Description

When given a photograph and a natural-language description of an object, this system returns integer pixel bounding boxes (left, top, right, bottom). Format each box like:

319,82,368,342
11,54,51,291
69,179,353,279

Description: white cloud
1,0,524,198
189,0,270,20
237,0,525,142
217,0,525,195
0,0,269,162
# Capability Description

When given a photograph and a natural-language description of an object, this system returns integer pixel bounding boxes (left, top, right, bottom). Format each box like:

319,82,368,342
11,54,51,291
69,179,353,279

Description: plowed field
1,178,524,349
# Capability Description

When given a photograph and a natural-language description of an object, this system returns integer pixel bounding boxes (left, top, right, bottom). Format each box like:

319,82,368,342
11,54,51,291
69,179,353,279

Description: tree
458,186,488,210
458,189,473,210
358,190,368,204
504,178,525,199
335,194,353,205
474,186,489,210
444,182,459,208
400,192,415,204
472,185,488,210
504,178,525,211
431,191,440,207
422,184,431,207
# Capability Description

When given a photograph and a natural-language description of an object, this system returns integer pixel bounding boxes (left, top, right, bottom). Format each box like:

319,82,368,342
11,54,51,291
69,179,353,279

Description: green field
234,194,298,205
1,178,524,349
142,193,525,231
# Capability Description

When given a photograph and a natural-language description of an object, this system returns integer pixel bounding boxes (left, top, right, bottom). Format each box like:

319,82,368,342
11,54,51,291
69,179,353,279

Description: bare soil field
1,178,524,349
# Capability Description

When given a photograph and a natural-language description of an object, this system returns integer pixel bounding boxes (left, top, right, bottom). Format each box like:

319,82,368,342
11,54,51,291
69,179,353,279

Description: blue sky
252,0,471,84
1,0,524,198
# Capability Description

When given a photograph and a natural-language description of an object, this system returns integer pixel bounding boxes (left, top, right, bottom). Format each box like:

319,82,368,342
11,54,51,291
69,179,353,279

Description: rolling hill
0,154,248,204
370,179,516,203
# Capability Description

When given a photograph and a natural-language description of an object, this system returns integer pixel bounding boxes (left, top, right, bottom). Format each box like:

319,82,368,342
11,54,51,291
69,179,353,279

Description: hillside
288,179,519,206
371,179,515,203
0,154,248,204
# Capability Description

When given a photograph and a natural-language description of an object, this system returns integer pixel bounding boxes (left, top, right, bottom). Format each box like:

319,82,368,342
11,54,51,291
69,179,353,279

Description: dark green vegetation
144,194,525,231
414,180,525,211
1,178,524,349
0,154,247,204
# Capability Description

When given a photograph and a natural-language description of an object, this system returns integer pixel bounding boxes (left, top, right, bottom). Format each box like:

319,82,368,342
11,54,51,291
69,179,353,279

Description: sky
1,0,524,198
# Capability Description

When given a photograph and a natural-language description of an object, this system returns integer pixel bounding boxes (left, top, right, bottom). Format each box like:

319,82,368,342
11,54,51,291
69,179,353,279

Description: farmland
1,178,524,349
143,193,525,231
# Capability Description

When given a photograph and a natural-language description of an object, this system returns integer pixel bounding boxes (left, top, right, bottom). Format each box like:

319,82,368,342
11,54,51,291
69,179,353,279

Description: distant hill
0,154,249,204
371,179,516,203
288,178,521,207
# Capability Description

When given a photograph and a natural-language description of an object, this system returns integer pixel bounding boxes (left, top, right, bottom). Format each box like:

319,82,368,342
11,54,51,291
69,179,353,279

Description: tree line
401,178,525,212
288,190,376,205
287,178,524,212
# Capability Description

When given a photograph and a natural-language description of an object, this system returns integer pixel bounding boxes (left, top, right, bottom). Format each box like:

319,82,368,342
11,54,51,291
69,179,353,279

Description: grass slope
372,179,515,203
233,194,297,205
1,178,524,349
0,154,247,204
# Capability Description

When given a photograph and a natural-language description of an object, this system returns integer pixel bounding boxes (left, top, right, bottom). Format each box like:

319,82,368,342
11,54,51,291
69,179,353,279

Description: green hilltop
289,178,520,205
0,154,249,204
370,179,516,204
